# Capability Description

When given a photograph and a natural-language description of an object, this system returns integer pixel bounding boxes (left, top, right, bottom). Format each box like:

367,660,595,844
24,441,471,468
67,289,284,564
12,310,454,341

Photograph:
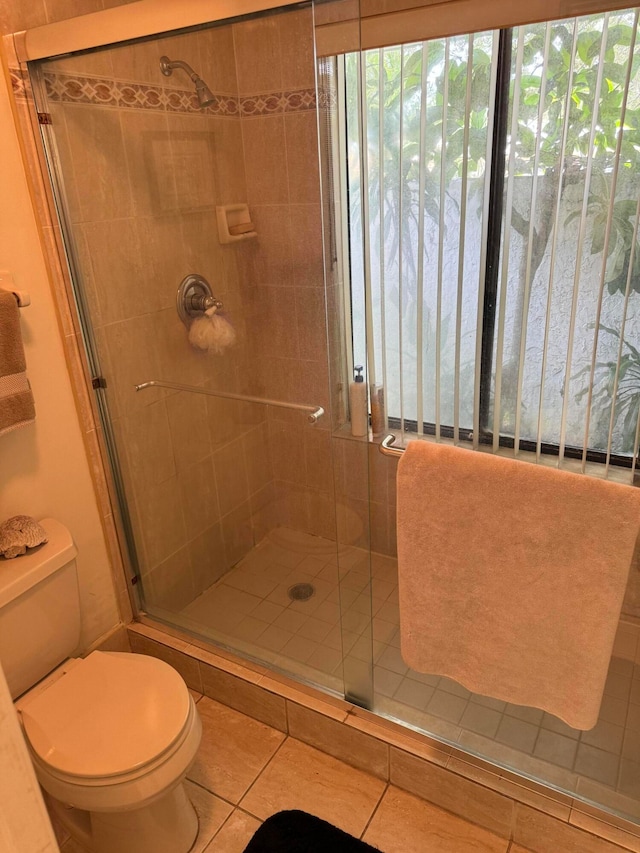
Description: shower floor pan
181,526,640,820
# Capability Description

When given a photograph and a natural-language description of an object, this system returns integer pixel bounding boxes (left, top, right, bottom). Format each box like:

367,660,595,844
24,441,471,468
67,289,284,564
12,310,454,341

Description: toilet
0,518,202,853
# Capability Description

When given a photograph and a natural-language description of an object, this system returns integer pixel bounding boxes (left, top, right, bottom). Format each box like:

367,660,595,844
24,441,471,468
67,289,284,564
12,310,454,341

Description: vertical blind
342,6,640,481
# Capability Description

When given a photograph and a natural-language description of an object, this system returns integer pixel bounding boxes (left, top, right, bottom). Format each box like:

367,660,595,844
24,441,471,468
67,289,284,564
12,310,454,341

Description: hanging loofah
188,314,237,354
0,515,48,559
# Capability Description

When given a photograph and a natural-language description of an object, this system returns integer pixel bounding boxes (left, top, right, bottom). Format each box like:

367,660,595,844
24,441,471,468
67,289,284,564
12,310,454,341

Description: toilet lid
21,651,191,778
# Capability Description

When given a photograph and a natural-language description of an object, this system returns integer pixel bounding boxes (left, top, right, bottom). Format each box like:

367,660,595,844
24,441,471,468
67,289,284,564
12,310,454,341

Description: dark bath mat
243,810,381,852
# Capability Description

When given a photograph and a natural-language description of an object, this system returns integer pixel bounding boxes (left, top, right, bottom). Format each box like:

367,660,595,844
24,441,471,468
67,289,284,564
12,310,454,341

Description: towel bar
379,434,404,457
135,379,324,424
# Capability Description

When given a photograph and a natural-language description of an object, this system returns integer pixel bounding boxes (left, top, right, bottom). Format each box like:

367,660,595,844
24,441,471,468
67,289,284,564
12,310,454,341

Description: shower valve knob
176,274,223,328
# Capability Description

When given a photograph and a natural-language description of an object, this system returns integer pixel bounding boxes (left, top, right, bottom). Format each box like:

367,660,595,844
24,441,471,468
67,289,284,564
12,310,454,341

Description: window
340,8,640,472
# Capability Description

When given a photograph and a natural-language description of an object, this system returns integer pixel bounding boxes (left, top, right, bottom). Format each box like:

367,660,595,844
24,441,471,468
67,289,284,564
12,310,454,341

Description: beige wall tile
128,633,203,692
243,423,272,495
166,390,211,471
43,0,102,24
240,738,386,837
209,117,247,204
102,314,164,415
295,287,328,362
304,427,333,492
338,437,369,501
146,545,196,610
0,0,47,32
269,419,306,485
136,214,189,311
242,205,292,287
290,203,325,288
63,104,133,222
213,436,251,515
220,500,254,567
241,116,288,205
306,489,337,540
179,456,220,540
513,804,627,853
138,475,187,568
182,209,232,290
390,747,514,838
108,38,164,87
363,786,508,853
120,109,177,217
249,481,277,543
166,113,219,212
187,696,285,803
91,624,131,653
285,112,321,205
250,285,299,359
46,42,114,77
279,7,316,91
155,307,208,387
272,480,311,533
189,522,227,592
287,702,389,779
200,663,288,731
336,496,370,549
197,24,238,95
118,399,176,488
233,15,283,95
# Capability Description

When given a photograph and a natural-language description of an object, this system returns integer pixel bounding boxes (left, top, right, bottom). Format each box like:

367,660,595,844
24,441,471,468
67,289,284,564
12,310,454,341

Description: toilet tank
0,518,81,699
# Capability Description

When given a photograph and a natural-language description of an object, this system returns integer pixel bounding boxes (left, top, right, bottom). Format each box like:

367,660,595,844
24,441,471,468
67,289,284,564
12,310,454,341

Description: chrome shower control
176,274,223,328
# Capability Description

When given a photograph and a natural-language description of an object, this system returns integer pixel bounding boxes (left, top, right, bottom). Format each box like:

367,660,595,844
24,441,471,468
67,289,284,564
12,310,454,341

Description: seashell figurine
0,515,48,559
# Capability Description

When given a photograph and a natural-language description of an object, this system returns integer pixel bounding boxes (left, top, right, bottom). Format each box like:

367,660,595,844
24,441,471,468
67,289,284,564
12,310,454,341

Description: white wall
0,50,120,648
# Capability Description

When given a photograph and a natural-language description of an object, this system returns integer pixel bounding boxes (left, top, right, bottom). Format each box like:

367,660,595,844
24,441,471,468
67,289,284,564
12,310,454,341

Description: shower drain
287,582,315,602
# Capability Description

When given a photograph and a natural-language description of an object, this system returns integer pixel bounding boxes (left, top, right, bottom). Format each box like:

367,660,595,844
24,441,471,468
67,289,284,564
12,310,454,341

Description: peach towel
396,441,640,730
0,289,35,436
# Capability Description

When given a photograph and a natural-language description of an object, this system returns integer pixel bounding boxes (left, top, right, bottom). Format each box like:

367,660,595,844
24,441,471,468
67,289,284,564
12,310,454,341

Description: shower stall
21,0,640,832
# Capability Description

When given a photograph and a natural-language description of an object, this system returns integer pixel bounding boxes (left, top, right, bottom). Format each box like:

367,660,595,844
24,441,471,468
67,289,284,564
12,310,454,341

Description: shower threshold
177,527,640,824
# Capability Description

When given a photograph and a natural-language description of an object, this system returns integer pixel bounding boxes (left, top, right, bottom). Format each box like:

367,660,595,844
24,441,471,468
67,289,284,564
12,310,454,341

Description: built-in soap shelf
216,204,257,244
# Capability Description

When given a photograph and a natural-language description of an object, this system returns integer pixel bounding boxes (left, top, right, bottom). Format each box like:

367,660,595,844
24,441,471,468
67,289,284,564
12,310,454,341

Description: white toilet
0,518,202,853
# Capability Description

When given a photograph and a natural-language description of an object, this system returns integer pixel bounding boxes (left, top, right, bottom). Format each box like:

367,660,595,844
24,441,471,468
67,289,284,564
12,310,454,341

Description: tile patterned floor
179,527,640,821
60,694,531,852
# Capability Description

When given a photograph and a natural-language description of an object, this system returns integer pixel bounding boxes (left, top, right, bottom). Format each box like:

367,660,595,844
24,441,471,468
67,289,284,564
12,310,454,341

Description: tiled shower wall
41,25,270,610
234,9,400,558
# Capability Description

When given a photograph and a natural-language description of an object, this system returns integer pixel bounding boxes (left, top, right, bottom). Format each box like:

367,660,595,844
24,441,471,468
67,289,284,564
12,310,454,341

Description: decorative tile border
43,72,239,115
10,68,334,116
239,88,317,116
9,68,27,101
38,72,320,117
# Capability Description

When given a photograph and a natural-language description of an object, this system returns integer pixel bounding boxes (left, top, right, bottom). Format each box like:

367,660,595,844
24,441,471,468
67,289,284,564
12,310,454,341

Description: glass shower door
28,3,373,703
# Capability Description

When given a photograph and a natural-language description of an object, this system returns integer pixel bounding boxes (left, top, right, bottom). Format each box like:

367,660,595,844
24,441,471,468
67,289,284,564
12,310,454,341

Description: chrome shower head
160,55,214,109
195,77,215,109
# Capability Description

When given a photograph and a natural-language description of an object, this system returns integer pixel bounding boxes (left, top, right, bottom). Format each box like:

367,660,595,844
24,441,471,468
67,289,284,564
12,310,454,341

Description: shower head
160,55,214,109
194,77,215,109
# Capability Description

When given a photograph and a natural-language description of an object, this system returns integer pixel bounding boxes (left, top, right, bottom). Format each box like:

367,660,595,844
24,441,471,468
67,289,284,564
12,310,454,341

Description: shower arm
135,379,325,425
160,56,200,83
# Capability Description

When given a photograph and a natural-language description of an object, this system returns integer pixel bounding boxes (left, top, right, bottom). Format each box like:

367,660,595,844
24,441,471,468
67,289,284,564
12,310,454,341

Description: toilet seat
19,650,202,812
21,650,191,780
